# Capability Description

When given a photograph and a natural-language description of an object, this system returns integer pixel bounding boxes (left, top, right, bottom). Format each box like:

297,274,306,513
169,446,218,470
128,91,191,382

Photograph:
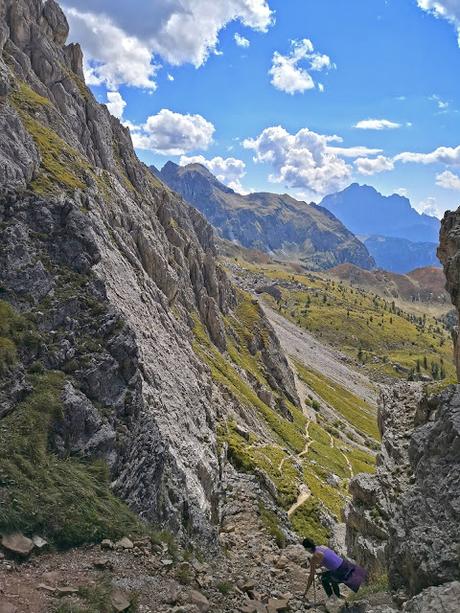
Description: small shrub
217,581,234,595
259,503,286,548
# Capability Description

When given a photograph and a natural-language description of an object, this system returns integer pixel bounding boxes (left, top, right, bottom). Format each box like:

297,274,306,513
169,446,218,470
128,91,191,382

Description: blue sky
64,0,460,217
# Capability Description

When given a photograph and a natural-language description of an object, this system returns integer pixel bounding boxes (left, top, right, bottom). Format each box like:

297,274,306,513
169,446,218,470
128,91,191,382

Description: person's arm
304,551,323,596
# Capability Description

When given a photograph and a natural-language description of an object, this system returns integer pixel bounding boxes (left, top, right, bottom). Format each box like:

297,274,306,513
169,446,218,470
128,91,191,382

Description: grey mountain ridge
320,183,440,243
155,161,376,271
363,235,439,274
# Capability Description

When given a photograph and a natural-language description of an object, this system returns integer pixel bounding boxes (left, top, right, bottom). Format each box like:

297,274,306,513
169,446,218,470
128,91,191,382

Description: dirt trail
261,304,378,408
288,485,311,518
327,431,354,479
298,420,312,459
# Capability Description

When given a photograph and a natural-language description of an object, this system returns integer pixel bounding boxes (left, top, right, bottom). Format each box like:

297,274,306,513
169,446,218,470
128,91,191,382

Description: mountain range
156,163,442,274
319,183,440,243
0,3,459,611
363,235,440,274
154,161,375,271
320,183,441,272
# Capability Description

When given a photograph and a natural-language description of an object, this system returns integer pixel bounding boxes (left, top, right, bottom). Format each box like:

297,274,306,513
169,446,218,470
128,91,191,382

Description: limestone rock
267,597,289,612
31,536,48,549
403,581,460,612
240,602,268,613
1,533,34,557
189,590,210,612
0,602,18,613
115,537,134,550
345,381,460,601
111,589,131,612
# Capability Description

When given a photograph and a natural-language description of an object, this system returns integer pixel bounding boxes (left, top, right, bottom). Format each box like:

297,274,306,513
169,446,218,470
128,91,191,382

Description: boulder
115,537,134,550
111,589,131,612
32,535,48,549
267,597,289,612
1,533,34,557
403,581,460,613
189,590,210,612
240,602,267,613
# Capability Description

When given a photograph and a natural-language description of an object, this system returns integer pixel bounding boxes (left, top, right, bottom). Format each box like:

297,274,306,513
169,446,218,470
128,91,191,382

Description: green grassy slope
228,260,455,383
192,293,377,542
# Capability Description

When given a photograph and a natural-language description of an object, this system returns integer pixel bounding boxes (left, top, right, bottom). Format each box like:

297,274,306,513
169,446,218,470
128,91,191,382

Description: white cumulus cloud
243,126,351,195
395,145,460,165
417,196,442,218
436,170,460,190
129,109,215,155
330,146,383,158
65,7,159,90
417,1,460,45
431,94,449,110
354,156,395,176
269,39,334,95
234,33,250,47
179,154,248,193
105,91,127,119
64,1,274,90
354,119,402,130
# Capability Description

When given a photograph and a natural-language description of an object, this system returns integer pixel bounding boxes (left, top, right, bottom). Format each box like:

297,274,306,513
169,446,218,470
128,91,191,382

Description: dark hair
302,538,316,552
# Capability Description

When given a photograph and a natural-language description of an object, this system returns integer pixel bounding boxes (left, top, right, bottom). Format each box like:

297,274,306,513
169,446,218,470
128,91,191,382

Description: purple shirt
316,546,343,571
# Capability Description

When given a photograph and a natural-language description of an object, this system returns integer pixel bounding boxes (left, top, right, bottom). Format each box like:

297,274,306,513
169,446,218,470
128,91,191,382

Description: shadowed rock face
344,203,460,604
156,162,376,272
438,208,460,379
0,0,302,544
345,383,460,600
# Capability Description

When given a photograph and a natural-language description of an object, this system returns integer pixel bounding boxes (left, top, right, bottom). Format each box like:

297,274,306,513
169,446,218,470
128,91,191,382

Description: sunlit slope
226,259,455,383
192,290,377,543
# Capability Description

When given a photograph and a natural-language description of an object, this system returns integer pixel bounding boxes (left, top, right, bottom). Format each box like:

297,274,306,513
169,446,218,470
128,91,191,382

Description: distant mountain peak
154,162,375,271
320,183,439,243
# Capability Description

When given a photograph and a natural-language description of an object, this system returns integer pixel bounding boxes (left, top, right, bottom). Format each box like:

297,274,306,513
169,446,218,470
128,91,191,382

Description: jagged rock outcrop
345,383,460,604
0,0,301,546
345,384,423,578
438,208,460,378
156,162,376,272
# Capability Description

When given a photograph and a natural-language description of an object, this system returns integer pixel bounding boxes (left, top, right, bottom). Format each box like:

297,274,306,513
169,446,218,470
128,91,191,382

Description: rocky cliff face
438,208,460,379
156,162,375,272
345,383,460,608
343,203,460,611
0,0,301,548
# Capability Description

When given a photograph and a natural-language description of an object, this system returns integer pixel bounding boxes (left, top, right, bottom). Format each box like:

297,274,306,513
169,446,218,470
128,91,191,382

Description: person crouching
302,537,368,602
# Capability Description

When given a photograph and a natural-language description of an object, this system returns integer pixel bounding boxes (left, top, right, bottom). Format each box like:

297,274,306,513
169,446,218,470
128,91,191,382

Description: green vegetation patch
302,464,346,520
219,422,300,508
289,497,330,543
259,503,286,548
345,446,376,475
10,82,91,194
0,300,39,374
193,313,305,452
308,440,351,479
296,362,380,441
229,259,455,382
0,369,145,547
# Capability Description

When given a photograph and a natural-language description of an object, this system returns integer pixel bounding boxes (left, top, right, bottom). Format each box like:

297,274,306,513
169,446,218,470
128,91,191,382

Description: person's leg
331,580,341,597
321,572,333,597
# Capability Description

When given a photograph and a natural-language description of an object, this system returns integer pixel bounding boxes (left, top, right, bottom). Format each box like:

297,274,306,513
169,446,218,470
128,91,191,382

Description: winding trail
298,420,312,459
288,485,311,518
327,431,354,479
